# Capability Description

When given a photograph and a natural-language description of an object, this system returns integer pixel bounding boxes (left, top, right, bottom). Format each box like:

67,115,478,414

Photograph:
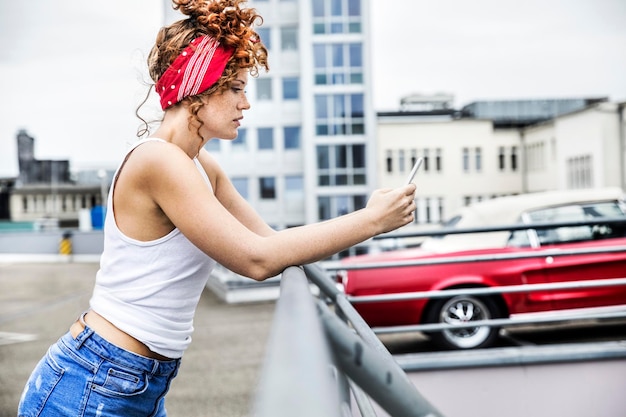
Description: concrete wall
0,231,103,255
363,359,626,417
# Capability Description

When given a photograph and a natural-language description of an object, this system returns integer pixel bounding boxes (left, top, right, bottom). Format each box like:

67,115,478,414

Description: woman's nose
239,95,251,110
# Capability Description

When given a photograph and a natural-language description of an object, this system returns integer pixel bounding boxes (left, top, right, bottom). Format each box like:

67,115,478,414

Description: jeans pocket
92,366,148,397
86,366,162,416
18,347,65,417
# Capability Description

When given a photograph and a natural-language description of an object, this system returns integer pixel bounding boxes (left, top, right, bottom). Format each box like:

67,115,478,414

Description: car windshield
430,215,462,240
507,200,626,247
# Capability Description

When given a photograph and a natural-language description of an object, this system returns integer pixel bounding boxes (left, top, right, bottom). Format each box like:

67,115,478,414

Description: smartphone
405,157,423,185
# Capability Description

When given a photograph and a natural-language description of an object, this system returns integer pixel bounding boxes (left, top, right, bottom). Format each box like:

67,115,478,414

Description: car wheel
425,295,502,350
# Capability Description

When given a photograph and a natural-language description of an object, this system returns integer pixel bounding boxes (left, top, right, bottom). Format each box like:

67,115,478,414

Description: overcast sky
1,0,625,177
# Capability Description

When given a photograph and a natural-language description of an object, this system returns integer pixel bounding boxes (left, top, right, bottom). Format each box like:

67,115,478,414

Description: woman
18,0,416,415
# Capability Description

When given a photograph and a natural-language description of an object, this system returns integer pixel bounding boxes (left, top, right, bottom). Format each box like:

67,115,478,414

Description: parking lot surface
0,261,275,417
3,261,626,417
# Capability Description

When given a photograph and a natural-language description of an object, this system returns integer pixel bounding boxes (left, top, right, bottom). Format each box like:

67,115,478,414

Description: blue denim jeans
17,324,181,417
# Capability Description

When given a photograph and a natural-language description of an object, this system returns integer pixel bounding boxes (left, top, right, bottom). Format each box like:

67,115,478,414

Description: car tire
424,294,503,350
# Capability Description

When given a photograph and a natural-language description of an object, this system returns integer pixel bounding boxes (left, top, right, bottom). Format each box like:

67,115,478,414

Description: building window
567,155,593,189
317,194,367,221
313,44,326,84
285,175,304,200
313,43,363,85
259,177,276,199
348,43,363,83
284,126,301,149
282,77,299,100
498,146,505,171
318,196,331,220
435,148,442,171
232,128,247,151
317,144,366,186
438,197,444,221
462,147,469,172
527,141,546,172
314,93,365,136
281,26,298,50
318,146,330,172
475,147,482,172
511,146,518,171
257,27,271,50
423,149,430,172
312,0,362,34
347,0,361,16
398,150,405,173
386,150,393,173
258,128,274,150
232,178,249,200
526,143,533,171
256,78,272,101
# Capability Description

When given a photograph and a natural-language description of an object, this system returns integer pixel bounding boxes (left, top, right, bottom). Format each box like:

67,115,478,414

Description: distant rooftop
378,96,609,127
400,93,455,112
460,97,608,127
378,93,457,119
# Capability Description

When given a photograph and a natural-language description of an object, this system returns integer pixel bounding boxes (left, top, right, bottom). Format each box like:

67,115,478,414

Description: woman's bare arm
141,142,415,280
196,149,276,237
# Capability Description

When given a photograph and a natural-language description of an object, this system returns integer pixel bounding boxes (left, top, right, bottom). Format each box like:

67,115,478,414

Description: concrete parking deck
2,261,626,417
0,262,275,417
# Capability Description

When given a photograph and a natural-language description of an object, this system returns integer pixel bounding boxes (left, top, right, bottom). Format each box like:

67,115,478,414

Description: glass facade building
162,0,375,257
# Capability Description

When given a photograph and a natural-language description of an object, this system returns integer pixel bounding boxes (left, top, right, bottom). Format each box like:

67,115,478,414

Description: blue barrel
91,205,106,230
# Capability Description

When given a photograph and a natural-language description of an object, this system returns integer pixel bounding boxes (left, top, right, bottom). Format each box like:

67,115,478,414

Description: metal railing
253,265,445,417
330,218,626,335
252,219,626,416
324,245,626,334
373,218,626,238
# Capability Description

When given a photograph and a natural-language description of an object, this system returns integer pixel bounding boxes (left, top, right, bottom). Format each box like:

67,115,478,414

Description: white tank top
89,138,217,359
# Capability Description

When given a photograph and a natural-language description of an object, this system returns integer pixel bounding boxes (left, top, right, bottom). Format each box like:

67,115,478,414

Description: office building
164,0,375,259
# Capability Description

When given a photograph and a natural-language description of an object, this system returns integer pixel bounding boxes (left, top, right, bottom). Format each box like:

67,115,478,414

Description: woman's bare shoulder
125,140,196,177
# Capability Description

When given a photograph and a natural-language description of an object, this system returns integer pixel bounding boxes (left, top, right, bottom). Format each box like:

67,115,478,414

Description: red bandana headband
156,35,234,110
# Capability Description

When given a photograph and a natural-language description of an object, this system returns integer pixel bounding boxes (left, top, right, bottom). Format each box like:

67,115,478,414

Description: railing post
305,263,445,417
252,266,342,417
317,300,445,417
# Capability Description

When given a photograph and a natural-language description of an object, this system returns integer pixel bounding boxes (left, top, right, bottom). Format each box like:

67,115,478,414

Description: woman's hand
365,184,417,234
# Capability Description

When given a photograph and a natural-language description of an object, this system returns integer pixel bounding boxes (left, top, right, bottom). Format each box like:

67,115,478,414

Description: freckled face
198,70,250,140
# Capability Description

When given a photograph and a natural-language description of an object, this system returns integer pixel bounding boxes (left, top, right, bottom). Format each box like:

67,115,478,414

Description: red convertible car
339,188,626,350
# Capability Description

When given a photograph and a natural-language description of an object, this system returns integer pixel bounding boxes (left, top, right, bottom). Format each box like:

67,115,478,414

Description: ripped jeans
17,324,180,417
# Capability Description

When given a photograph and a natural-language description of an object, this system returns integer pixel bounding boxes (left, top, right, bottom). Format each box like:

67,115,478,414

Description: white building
524,101,625,193
378,98,626,234
377,111,522,225
9,184,104,227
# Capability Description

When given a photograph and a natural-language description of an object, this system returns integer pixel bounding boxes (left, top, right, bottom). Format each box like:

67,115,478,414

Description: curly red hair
142,0,269,138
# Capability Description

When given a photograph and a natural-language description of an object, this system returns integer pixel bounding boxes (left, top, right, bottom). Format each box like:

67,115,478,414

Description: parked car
339,187,626,350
